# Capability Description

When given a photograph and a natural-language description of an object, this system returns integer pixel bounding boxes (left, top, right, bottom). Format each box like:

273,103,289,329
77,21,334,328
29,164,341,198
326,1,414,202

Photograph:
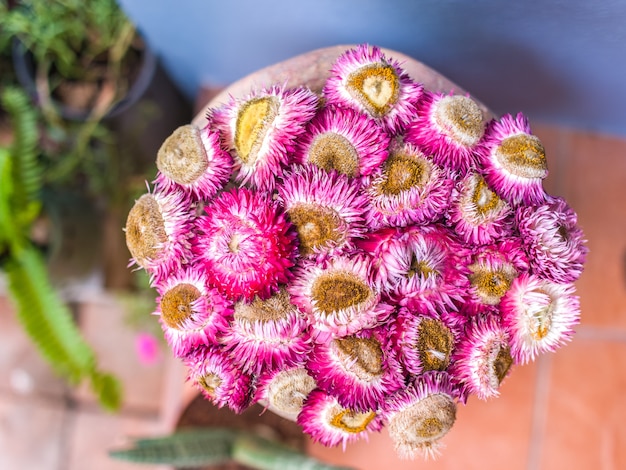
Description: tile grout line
575,325,626,342
55,393,77,470
526,354,552,470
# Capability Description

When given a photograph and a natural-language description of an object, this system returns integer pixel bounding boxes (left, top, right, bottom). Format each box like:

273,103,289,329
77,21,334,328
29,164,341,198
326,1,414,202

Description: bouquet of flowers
125,44,587,459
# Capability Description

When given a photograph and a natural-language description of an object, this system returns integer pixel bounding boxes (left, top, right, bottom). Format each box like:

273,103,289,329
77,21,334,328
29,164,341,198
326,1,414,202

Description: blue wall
119,0,626,136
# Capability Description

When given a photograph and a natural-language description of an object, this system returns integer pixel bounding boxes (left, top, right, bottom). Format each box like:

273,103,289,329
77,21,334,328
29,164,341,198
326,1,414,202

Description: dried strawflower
256,366,317,422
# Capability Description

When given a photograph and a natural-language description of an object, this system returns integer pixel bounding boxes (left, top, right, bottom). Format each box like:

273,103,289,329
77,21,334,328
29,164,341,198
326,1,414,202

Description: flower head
383,372,458,460
194,187,298,301
500,273,581,364
154,124,232,202
294,105,390,178
125,190,193,284
405,92,485,174
475,113,548,205
256,366,317,422
277,164,369,259
516,196,588,283
323,44,423,134
211,85,318,190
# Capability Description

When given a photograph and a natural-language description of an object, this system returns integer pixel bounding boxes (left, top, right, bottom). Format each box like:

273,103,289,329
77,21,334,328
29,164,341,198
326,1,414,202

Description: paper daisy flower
154,266,232,357
405,92,485,174
256,366,317,422
323,44,423,134
220,288,311,375
154,124,232,202
298,389,383,450
185,346,253,413
210,85,318,190
293,105,390,178
363,140,454,229
392,307,462,375
447,171,513,245
277,164,368,259
194,187,298,301
288,254,393,340
500,273,581,364
125,190,193,284
383,371,458,460
475,113,548,205
466,239,530,312
516,196,588,283
450,314,513,400
306,326,405,411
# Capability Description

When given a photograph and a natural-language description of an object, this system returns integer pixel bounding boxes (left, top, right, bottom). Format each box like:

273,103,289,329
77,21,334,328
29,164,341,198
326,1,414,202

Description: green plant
109,427,354,470
0,86,122,411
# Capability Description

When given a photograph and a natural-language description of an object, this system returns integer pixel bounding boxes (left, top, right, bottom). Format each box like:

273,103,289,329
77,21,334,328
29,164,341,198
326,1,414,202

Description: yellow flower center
235,96,279,165
469,263,517,305
156,125,209,185
407,255,439,280
311,271,372,315
416,318,455,371
160,283,201,329
308,132,360,177
346,63,399,117
529,290,555,340
288,204,344,256
470,174,503,217
334,336,384,380
198,373,222,398
125,194,168,268
433,95,485,147
329,408,377,434
495,133,548,179
375,151,431,196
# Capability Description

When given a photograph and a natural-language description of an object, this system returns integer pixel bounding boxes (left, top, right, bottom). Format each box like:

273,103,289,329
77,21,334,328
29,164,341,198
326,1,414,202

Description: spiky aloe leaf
108,429,237,466
4,246,122,410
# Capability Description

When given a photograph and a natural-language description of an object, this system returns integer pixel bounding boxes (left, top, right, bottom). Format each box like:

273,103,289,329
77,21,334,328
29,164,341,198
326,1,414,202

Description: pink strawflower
185,346,254,413
293,105,390,178
194,188,298,301
475,113,548,205
363,140,454,229
405,91,485,174
134,332,161,366
383,371,458,460
447,171,513,245
210,85,318,190
516,196,588,283
288,254,393,340
256,366,317,422
449,314,513,400
306,326,405,411
220,288,311,375
500,273,581,364
154,124,232,202
154,266,233,357
323,44,423,134
125,189,193,285
298,389,383,450
276,164,369,260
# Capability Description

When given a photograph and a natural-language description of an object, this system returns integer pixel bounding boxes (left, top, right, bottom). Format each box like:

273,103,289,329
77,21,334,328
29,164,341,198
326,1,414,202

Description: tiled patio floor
1,123,624,470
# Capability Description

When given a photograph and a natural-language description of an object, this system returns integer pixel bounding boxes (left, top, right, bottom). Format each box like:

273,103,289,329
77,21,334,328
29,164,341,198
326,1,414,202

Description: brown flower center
311,271,372,315
375,151,431,196
308,132,359,177
388,393,456,445
495,133,548,179
346,63,399,117
125,194,168,268
433,95,485,147
493,344,513,384
469,263,517,305
334,336,384,380
288,204,344,256
156,125,209,185
329,408,377,434
160,283,201,329
417,318,455,371
234,288,294,324
235,96,279,165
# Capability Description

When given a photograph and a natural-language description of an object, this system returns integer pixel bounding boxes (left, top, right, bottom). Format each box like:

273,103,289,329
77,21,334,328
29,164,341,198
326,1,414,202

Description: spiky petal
298,389,383,450
500,273,580,364
276,164,369,260
516,196,588,283
211,85,318,190
323,44,423,134
293,105,390,178
256,366,317,422
475,113,548,206
194,187,298,301
405,91,486,174
154,124,232,202
383,371,458,460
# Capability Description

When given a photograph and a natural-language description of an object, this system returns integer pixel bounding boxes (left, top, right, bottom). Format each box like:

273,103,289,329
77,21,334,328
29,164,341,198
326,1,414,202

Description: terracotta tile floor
0,123,625,469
